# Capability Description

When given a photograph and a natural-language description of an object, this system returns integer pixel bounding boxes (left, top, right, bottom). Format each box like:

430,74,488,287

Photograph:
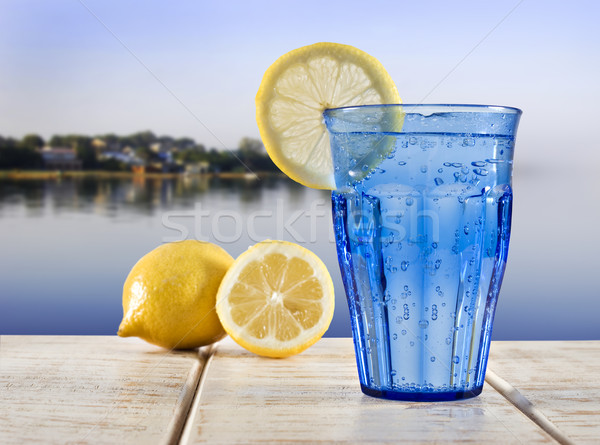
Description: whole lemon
118,240,234,349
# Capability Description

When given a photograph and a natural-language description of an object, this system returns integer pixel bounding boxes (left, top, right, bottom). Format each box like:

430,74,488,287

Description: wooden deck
1,336,597,444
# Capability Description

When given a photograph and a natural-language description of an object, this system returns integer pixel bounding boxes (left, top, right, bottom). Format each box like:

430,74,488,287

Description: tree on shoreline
0,132,281,173
20,134,45,151
0,135,43,169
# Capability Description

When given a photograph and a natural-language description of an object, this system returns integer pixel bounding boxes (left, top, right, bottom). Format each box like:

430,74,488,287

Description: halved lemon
256,42,401,190
215,240,335,358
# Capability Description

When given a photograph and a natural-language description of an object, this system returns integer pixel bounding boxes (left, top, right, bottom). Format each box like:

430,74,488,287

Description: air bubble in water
405,197,414,206
430,356,436,362
401,261,409,271
409,137,417,145
434,177,444,186
392,333,398,340
420,165,428,173
401,329,407,335
398,161,407,166
418,320,429,329
453,356,460,364
464,225,470,235
421,140,435,149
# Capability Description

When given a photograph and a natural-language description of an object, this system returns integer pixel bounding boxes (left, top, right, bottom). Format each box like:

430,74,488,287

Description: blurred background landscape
1,0,599,340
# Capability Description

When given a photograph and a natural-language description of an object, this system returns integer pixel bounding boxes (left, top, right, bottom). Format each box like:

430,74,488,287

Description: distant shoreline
0,170,287,180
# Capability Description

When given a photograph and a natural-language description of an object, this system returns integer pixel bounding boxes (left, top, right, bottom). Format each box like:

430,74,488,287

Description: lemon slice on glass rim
256,42,401,190
215,240,335,358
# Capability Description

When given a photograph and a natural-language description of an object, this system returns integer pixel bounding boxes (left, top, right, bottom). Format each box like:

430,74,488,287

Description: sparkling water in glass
325,104,522,401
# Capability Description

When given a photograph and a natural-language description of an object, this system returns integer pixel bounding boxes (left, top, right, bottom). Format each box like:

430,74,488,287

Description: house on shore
40,147,82,170
91,138,107,152
91,138,120,153
184,161,210,174
98,150,142,165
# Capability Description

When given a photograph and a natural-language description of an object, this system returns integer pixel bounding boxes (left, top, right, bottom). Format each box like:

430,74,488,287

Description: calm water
1,172,598,340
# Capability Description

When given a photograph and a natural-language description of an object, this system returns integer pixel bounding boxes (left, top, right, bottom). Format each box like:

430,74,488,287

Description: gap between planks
162,343,218,445
165,340,576,445
485,369,575,445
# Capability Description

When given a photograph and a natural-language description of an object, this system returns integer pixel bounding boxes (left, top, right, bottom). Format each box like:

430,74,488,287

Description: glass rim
324,103,522,116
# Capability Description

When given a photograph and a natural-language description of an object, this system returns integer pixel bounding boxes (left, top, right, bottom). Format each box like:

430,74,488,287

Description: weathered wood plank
0,336,205,445
488,341,600,445
486,369,574,445
183,338,554,444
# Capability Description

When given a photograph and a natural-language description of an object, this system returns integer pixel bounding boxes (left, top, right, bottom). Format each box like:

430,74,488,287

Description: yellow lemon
118,240,234,349
216,240,335,358
256,42,401,190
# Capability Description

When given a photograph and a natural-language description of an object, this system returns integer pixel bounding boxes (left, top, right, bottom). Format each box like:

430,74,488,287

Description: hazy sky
1,0,599,164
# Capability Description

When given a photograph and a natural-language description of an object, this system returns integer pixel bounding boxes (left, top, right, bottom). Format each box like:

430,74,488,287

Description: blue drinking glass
325,104,522,401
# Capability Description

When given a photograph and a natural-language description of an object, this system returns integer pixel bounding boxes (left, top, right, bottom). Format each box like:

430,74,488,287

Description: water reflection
0,174,309,217
0,174,340,336
1,170,598,340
